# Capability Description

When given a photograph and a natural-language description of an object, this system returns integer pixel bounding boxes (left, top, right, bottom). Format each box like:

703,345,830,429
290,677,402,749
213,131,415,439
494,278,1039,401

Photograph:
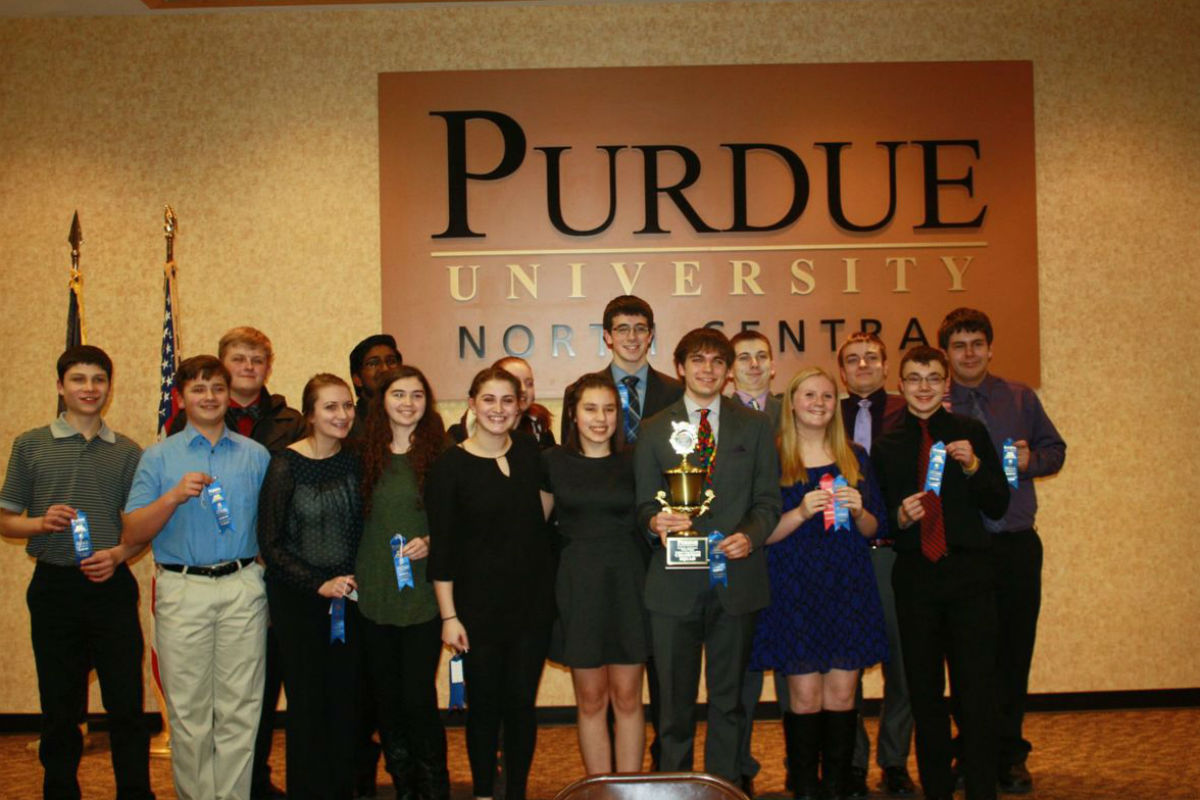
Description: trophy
655,421,716,569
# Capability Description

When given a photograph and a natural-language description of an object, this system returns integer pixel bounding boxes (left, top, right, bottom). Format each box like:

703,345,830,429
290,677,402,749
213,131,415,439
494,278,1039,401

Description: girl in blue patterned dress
749,366,889,800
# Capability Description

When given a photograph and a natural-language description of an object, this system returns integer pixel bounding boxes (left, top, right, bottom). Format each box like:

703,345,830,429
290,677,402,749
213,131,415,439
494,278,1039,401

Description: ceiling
0,0,678,16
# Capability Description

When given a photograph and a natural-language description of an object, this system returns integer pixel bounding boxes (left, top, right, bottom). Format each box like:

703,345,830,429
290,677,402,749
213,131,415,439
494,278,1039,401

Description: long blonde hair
778,366,862,487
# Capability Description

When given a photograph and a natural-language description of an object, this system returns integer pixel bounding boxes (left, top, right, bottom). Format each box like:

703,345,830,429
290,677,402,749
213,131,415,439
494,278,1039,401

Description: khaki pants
155,562,267,800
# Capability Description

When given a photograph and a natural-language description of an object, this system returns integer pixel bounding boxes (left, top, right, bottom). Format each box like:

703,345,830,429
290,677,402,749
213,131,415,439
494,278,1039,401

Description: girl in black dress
427,367,555,800
541,373,648,774
257,374,362,800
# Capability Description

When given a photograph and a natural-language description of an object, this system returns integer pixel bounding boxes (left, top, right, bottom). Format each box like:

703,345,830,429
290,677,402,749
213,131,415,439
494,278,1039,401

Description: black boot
820,710,858,800
412,727,451,800
382,731,417,800
783,712,822,800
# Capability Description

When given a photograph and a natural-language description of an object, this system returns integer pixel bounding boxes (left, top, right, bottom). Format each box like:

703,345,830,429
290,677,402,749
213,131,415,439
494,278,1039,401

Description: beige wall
1,0,1197,713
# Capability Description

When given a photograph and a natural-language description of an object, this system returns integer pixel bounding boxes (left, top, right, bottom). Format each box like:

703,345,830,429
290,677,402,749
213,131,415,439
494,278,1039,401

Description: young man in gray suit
635,327,781,786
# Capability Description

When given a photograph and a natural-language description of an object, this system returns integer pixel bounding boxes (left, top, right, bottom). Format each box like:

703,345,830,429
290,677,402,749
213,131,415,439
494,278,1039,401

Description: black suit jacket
840,388,906,448
732,391,783,431
871,408,1009,554
634,396,781,615
560,363,683,442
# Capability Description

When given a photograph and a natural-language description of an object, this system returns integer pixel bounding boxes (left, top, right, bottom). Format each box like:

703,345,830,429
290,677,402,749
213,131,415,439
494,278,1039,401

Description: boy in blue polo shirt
1,345,154,800
123,354,270,800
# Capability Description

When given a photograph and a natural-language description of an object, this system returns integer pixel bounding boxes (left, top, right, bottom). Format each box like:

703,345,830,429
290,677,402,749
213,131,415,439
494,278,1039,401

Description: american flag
156,260,182,437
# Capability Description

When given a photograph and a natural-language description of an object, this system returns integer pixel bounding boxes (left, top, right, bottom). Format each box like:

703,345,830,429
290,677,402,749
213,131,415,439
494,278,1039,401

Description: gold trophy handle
654,490,674,514
696,489,715,518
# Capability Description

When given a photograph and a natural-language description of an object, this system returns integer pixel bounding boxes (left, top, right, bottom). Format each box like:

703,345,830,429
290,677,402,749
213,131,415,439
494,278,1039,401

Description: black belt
159,557,255,578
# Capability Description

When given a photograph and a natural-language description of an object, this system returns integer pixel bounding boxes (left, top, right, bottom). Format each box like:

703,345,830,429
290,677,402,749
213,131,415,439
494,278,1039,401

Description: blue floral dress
749,446,889,674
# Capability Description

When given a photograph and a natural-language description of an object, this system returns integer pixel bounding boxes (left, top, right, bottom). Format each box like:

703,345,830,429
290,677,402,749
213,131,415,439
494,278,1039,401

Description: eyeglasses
902,374,946,387
844,353,882,367
611,324,651,338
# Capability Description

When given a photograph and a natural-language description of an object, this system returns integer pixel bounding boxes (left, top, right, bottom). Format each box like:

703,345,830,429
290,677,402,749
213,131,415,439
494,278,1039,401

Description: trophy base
665,532,710,569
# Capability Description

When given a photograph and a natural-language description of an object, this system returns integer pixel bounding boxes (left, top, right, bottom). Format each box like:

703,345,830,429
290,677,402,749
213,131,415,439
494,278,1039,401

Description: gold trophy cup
656,421,715,569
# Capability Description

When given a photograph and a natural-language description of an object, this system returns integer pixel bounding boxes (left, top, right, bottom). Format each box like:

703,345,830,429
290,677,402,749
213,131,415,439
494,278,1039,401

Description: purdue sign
378,62,1038,397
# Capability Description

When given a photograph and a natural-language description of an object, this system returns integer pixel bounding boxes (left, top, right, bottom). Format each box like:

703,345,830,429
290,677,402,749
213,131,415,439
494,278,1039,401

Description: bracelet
441,615,457,622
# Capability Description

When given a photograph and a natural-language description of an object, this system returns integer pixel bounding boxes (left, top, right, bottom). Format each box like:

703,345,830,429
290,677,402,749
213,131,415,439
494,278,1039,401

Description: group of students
0,297,1065,800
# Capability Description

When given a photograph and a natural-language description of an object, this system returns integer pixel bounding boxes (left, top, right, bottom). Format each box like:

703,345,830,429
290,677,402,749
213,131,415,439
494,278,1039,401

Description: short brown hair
836,331,887,367
175,355,231,391
673,328,735,368
602,295,654,331
898,345,948,376
218,326,274,364
730,329,772,357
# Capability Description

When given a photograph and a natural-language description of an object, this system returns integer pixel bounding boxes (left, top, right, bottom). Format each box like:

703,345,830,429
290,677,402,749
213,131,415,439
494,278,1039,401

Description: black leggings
462,625,551,800
361,616,446,783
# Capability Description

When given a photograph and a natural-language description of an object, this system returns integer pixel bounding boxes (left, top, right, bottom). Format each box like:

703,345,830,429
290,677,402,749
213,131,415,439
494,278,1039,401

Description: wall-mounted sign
379,62,1037,398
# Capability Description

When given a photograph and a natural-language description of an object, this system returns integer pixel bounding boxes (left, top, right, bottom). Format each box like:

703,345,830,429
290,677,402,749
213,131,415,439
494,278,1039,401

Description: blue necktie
621,375,642,443
853,398,872,451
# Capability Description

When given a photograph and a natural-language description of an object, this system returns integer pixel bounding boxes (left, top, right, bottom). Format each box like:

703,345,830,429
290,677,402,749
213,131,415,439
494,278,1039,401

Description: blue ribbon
1002,438,1019,488
924,441,947,496
204,478,233,534
71,511,93,562
329,596,346,644
390,534,414,591
832,475,851,531
708,531,728,588
448,653,466,709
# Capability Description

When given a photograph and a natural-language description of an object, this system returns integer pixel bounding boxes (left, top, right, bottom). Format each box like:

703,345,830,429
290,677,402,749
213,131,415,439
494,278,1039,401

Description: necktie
621,375,642,443
916,419,947,562
748,396,760,411
696,408,715,487
968,388,988,428
853,398,872,451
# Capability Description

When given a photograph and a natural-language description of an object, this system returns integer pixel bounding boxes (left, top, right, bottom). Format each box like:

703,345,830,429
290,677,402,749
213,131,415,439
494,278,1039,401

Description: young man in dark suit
634,327,781,786
871,346,1009,800
837,332,915,798
561,295,682,444
727,329,788,795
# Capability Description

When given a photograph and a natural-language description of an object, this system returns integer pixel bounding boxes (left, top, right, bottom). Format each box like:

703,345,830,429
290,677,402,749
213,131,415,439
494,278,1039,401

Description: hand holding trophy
655,420,716,569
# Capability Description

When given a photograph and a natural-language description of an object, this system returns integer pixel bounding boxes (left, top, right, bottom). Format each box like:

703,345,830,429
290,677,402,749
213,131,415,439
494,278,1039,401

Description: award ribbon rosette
707,531,728,587
71,511,93,562
833,475,851,531
924,441,947,496
448,654,466,709
1002,438,1020,488
390,534,415,591
820,473,837,531
655,420,716,569
204,478,234,534
329,596,346,643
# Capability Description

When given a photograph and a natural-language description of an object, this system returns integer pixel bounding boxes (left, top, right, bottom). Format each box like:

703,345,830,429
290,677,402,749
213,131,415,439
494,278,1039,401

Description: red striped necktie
917,419,948,562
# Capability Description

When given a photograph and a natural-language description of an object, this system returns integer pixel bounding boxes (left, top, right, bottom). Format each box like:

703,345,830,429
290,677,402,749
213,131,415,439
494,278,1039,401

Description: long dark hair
360,366,446,514
562,372,625,454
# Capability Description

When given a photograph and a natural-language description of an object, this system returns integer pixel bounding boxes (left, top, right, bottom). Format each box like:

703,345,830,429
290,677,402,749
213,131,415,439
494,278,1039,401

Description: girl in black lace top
257,374,362,800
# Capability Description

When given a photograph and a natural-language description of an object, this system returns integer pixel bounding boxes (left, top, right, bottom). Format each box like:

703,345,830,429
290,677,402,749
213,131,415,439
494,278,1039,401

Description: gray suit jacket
634,395,782,616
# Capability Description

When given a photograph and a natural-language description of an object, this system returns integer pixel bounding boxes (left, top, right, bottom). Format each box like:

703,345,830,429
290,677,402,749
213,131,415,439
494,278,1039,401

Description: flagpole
58,212,88,415
149,204,178,759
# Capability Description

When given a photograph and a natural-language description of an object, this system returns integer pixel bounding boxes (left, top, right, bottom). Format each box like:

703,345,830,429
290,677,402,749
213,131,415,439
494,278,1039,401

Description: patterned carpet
0,708,1195,799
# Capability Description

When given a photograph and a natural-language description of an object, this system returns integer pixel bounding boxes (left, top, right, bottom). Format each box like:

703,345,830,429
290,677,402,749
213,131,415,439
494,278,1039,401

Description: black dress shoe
997,762,1033,794
881,765,916,796
845,766,869,798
